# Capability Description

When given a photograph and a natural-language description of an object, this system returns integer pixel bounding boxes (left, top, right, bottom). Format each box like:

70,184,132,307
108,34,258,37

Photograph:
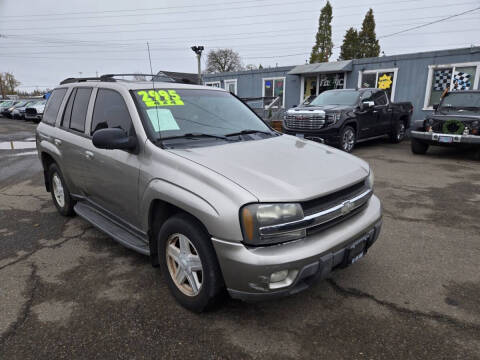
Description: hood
168,135,369,202
293,104,353,112
28,104,45,111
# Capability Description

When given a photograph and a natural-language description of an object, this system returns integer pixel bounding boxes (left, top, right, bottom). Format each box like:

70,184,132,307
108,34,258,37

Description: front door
372,91,392,136
83,88,140,228
357,90,377,139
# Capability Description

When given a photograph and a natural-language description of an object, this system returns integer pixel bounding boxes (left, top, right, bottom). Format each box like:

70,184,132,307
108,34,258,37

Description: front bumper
212,195,382,301
411,130,480,145
283,126,341,145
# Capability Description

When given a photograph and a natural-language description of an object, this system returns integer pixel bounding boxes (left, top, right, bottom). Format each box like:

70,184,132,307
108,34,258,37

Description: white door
224,80,237,95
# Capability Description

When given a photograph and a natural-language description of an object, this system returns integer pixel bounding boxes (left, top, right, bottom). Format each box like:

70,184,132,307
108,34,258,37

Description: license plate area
342,237,368,267
438,135,453,143
296,133,305,139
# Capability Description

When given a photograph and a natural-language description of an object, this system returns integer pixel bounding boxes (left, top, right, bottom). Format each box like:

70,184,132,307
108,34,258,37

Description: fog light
270,270,289,283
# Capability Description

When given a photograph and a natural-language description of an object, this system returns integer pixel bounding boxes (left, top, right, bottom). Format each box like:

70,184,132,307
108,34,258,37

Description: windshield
309,90,359,106
439,92,480,112
134,88,272,143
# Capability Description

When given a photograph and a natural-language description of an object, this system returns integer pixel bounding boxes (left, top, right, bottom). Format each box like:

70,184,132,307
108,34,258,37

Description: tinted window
42,88,67,125
70,88,92,133
373,91,388,106
91,89,132,135
309,90,359,106
360,90,374,102
61,89,76,129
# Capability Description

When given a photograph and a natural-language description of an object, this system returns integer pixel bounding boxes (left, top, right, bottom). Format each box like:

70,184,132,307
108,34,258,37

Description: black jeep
410,91,480,157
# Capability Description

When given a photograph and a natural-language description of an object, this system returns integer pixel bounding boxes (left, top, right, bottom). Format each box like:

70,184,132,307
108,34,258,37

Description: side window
42,88,67,125
360,90,373,102
61,88,76,129
91,89,133,135
70,88,92,133
373,91,388,106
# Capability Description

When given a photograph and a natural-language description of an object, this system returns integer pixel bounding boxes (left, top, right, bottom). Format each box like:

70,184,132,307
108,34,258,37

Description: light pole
191,46,204,85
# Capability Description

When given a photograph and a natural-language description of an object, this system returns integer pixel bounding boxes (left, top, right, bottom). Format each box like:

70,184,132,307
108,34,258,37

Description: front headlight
326,112,341,125
240,203,305,245
366,170,374,190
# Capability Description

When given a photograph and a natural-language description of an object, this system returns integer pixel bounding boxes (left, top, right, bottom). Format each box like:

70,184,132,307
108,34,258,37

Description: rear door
55,87,94,195
82,88,140,228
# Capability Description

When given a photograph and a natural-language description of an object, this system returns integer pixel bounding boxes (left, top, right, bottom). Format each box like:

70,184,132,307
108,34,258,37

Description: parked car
0,100,19,117
410,90,480,157
283,88,413,152
4,100,31,118
36,75,382,312
25,100,47,122
12,100,38,119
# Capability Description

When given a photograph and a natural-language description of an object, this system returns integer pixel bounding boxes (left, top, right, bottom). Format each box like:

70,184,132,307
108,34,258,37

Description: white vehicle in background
25,100,47,122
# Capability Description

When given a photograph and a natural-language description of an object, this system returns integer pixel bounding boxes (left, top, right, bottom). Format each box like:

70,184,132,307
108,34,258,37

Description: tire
340,125,356,152
411,138,429,155
48,163,75,216
158,213,225,312
390,120,407,143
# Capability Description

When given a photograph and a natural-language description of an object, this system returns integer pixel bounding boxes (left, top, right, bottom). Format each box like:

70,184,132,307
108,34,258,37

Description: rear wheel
411,138,429,155
158,213,225,312
48,163,75,216
390,120,407,143
340,126,356,152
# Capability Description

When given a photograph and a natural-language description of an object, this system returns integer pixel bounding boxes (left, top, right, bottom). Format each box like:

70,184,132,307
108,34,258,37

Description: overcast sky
0,0,479,91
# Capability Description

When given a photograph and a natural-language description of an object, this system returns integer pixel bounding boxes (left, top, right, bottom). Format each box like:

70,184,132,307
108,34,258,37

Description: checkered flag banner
453,71,471,91
433,69,452,91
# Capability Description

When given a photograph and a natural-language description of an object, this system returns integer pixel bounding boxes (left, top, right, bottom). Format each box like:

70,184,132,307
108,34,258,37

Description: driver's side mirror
359,101,374,111
432,104,439,111
92,128,137,151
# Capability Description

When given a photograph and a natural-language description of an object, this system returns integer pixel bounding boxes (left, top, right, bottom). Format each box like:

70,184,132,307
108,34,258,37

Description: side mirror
92,128,137,151
362,101,374,110
432,104,439,111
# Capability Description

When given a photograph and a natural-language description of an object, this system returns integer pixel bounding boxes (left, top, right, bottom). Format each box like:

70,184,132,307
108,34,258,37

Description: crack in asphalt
0,192,48,202
327,279,480,332
0,263,39,349
0,226,92,271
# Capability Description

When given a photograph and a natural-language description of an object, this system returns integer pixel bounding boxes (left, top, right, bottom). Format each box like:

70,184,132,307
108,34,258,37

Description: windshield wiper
161,132,231,141
224,129,273,137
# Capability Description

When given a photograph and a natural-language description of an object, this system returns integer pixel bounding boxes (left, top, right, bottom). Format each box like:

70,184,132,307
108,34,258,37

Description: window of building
42,88,67,125
263,77,285,108
303,76,317,103
301,73,346,104
424,62,480,109
91,89,133,135
224,79,237,94
358,68,397,100
205,81,221,88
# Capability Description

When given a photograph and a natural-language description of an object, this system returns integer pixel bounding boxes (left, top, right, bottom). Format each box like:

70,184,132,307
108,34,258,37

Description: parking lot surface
0,117,479,359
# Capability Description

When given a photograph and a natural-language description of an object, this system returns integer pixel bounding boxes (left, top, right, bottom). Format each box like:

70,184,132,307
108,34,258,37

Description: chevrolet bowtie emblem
340,200,354,216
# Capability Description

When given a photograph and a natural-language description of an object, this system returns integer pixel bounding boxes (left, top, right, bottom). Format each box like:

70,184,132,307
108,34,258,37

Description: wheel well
344,121,357,135
147,199,209,267
41,152,55,192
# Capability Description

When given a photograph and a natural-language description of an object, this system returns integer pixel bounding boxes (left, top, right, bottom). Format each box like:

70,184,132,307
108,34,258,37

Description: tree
309,1,333,63
358,9,380,58
339,27,360,60
0,72,21,98
206,49,243,73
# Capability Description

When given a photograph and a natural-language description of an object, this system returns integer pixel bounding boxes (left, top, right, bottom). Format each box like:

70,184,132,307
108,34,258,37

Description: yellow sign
137,89,184,107
378,74,392,90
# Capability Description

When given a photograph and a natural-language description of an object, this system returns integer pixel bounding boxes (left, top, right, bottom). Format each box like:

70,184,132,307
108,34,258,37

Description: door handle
85,151,94,160
53,139,62,146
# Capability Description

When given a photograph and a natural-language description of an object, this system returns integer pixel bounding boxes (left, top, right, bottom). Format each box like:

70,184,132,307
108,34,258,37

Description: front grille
25,108,38,116
430,118,478,134
302,180,367,216
306,202,368,236
285,115,325,130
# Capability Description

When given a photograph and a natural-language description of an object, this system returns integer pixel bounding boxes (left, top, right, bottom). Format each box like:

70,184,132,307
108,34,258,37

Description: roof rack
59,73,194,85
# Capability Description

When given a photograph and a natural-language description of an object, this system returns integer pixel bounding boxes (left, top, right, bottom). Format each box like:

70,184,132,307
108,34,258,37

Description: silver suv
36,74,382,312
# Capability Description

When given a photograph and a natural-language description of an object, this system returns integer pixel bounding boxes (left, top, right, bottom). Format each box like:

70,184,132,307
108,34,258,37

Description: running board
74,202,150,256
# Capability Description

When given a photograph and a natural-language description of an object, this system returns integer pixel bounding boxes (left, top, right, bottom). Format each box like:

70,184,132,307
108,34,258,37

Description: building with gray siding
203,46,480,122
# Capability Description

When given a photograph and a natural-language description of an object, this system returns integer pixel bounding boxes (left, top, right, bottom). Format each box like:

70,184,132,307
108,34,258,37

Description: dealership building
203,46,480,122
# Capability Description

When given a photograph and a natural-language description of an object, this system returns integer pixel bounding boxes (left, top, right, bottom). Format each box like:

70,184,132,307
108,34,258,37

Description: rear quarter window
42,88,67,125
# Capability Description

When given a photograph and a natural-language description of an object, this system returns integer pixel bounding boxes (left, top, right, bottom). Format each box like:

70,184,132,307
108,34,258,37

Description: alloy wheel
166,233,203,297
342,128,355,152
397,123,406,141
52,173,65,208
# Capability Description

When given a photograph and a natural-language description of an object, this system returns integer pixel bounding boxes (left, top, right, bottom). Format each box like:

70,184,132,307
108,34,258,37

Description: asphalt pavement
0,117,479,359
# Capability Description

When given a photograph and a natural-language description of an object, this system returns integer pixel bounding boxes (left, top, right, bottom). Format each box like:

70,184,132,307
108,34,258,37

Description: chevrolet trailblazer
36,74,382,312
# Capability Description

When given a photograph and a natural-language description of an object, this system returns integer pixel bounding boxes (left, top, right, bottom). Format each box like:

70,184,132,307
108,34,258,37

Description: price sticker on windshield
137,90,184,107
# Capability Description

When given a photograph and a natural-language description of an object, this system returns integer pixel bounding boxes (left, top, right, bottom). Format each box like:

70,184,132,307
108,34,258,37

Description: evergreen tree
309,1,333,63
339,27,360,60
358,9,380,58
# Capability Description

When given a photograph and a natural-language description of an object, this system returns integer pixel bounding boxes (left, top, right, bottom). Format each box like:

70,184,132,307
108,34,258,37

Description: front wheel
390,121,407,143
411,138,429,155
340,126,356,152
158,213,225,312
